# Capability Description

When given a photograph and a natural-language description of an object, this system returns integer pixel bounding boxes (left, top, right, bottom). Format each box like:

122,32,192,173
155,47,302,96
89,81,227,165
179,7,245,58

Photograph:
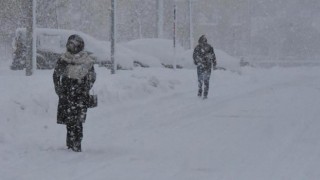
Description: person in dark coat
53,34,96,152
193,35,216,99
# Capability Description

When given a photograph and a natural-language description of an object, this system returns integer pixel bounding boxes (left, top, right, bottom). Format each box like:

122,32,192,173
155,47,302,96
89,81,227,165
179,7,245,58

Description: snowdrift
11,28,240,71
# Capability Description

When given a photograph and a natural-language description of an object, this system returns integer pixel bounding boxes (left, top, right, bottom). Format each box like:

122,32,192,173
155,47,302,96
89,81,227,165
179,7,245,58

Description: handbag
88,89,98,108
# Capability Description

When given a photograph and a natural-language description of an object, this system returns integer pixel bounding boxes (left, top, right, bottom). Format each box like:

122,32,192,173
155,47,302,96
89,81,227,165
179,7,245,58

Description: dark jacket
193,36,216,70
53,52,96,124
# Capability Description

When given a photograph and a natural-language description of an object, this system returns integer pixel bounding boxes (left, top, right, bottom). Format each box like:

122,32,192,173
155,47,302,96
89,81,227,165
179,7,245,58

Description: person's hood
198,35,207,44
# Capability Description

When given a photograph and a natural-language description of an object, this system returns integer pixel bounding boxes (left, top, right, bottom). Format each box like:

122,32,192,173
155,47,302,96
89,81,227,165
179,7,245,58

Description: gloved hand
194,56,201,66
212,60,217,67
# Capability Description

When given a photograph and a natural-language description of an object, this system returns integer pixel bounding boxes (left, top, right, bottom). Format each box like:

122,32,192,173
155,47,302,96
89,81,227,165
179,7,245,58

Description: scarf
61,51,94,80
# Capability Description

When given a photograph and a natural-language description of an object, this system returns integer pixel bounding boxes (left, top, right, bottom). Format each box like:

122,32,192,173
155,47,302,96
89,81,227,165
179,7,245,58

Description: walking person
193,35,216,99
53,34,96,152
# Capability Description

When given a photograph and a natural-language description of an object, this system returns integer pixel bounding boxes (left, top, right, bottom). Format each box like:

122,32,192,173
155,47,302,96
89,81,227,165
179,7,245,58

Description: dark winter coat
53,51,96,125
193,36,216,71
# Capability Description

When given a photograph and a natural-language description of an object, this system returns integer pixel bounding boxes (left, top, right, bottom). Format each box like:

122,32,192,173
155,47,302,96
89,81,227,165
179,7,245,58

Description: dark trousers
197,66,211,97
66,122,83,152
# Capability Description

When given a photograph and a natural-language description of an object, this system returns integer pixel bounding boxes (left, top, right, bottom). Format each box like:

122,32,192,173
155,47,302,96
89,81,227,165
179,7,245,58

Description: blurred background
1,0,320,63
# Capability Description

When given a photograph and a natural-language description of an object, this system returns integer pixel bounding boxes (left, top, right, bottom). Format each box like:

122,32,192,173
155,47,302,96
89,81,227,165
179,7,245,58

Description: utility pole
25,0,36,76
110,0,116,74
25,0,33,76
188,0,194,49
173,2,177,70
32,0,37,71
248,0,252,62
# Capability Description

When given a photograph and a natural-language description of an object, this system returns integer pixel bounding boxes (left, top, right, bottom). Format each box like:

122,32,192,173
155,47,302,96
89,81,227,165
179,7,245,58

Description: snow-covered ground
1,47,320,180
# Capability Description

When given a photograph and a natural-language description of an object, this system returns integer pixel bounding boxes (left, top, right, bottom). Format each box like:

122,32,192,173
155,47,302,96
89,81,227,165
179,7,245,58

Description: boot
198,89,202,97
203,92,208,99
71,124,82,152
72,141,81,152
66,126,72,149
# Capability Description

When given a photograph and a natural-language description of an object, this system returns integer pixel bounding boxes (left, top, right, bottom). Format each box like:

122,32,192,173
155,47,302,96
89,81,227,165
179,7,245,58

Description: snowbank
124,38,241,72
11,28,241,71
